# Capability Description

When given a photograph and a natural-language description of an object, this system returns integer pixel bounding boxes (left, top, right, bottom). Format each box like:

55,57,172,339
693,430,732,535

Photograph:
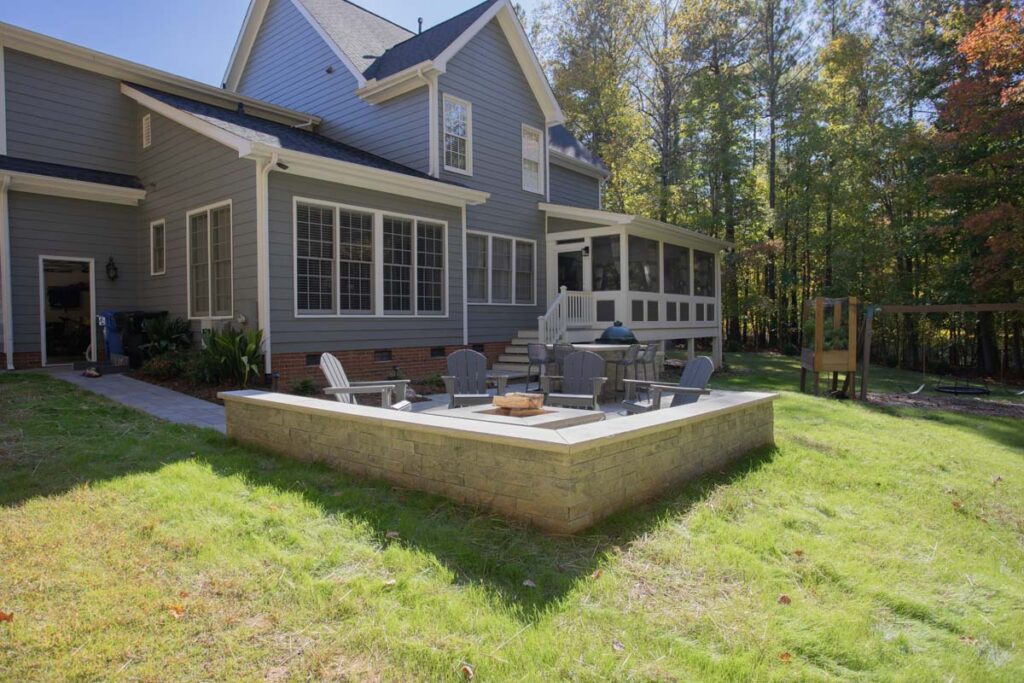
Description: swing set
859,303,1024,400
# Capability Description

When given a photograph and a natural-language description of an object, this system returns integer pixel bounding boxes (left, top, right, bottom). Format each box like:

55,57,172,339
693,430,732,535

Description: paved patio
49,369,226,432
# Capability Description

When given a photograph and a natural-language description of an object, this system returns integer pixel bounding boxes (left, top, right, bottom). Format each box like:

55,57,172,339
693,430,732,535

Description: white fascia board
538,202,632,225
357,62,439,104
286,0,367,88
0,21,319,128
121,84,255,157
631,217,734,250
259,144,490,207
549,149,609,179
223,0,269,91
5,171,145,206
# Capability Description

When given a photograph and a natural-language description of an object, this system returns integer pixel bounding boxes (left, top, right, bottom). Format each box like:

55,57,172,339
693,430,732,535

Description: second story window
521,125,544,194
443,95,472,175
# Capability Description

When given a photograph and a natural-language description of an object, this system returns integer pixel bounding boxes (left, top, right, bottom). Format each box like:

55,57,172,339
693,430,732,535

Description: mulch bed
866,391,1024,419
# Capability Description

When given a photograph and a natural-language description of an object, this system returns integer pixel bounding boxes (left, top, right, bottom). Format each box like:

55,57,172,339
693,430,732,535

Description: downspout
462,204,468,346
0,175,13,370
255,153,277,379
415,66,440,178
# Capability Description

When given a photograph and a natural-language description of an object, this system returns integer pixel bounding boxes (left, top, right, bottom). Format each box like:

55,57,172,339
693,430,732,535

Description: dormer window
521,124,544,194
443,95,472,175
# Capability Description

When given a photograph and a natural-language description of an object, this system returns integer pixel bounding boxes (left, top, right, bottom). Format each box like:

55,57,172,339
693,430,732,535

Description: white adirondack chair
319,353,412,411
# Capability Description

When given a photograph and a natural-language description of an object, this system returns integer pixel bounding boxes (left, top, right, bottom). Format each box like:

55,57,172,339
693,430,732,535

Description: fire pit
489,393,547,417
428,394,604,429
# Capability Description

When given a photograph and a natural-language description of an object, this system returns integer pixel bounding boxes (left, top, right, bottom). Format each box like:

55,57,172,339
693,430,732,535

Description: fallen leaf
398,496,406,503
522,579,536,588
179,591,189,599
960,635,978,646
612,639,625,652
779,652,793,663
383,579,397,588
952,500,963,510
793,549,804,557
166,604,186,619
460,662,475,679
591,569,603,580
992,476,1003,486
385,531,400,539
0,611,12,622
778,594,792,605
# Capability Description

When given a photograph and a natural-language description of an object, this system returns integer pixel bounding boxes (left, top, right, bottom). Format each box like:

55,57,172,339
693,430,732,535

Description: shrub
782,342,800,357
197,327,264,387
140,353,185,380
291,378,318,396
140,316,192,357
416,373,445,390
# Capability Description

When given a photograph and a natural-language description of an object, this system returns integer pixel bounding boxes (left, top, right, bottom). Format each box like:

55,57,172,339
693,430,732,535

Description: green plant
291,378,318,396
198,327,264,387
416,373,445,390
140,316,192,357
139,352,185,380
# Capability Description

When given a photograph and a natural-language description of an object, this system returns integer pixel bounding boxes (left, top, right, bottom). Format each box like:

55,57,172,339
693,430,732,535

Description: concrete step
498,353,530,364
492,362,533,376
516,329,539,339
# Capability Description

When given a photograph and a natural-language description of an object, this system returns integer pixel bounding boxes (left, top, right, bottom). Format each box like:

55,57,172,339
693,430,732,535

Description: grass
1,353,1023,681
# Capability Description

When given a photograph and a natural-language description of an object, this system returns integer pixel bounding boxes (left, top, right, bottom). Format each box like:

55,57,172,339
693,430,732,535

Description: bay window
295,200,447,317
187,202,232,318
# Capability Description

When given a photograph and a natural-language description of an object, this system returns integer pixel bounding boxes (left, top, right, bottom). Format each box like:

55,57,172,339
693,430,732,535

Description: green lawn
1,354,1022,681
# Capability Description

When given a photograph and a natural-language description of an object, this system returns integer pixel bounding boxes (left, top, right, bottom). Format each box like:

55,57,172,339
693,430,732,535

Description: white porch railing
537,287,597,344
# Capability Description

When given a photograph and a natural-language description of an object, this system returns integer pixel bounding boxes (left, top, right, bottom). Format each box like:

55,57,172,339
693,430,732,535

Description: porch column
687,338,695,362
0,175,12,370
712,334,723,369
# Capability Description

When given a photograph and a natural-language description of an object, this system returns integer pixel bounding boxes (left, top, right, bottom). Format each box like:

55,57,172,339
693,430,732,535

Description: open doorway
39,257,96,366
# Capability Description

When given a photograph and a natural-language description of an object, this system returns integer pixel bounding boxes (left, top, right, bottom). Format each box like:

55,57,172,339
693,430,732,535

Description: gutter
0,175,12,369
255,153,277,379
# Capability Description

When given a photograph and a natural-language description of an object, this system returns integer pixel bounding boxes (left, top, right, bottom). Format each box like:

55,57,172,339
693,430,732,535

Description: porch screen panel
383,216,413,314
628,236,659,292
491,237,512,303
591,235,621,291
694,250,715,296
466,234,488,302
338,210,374,313
189,212,210,317
663,243,690,295
514,241,534,304
296,203,335,313
210,206,233,317
417,222,445,314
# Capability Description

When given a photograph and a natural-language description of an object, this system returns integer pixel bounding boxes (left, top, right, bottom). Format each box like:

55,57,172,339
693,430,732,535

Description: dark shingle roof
0,155,144,189
131,85,443,181
296,0,414,74
362,0,502,80
548,125,608,175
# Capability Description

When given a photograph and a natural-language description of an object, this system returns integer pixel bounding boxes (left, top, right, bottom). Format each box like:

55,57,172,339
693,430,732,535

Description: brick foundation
3,352,43,369
272,342,507,389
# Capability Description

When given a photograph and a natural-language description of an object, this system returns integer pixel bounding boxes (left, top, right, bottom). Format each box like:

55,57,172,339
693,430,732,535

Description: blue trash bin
99,310,124,358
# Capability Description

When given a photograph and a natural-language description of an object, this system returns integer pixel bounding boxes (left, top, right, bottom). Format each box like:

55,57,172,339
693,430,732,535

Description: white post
712,335,723,369
688,337,695,363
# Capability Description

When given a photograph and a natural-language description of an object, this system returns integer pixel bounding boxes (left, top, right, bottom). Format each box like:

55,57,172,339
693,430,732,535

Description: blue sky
0,0,541,86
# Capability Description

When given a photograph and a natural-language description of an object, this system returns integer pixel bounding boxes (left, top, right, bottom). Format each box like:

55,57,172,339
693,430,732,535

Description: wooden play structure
799,297,859,399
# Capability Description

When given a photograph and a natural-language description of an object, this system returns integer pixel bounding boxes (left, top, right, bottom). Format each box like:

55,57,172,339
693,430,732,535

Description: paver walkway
51,370,226,432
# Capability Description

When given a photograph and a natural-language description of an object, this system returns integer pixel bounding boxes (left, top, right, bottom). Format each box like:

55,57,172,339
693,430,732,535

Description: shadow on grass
0,372,778,619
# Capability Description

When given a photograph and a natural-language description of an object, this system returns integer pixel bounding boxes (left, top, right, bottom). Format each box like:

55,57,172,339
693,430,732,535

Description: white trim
521,123,545,195
549,148,609,179
358,62,439,104
292,196,450,319
121,85,489,208
285,0,368,88
461,205,468,345
0,176,12,369
465,230,536,307
185,200,234,321
121,84,255,157
0,21,318,128
539,202,734,250
38,255,96,367
428,72,440,177
149,219,166,276
256,154,275,376
442,94,473,176
223,0,270,90
3,170,146,206
141,113,152,149
0,42,7,156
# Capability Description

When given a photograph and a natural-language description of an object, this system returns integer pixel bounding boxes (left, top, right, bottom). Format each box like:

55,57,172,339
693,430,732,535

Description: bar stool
609,343,642,394
639,343,659,382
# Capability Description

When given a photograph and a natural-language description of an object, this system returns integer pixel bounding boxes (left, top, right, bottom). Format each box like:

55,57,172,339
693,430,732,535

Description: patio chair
443,349,507,409
621,355,714,413
608,343,642,394
526,343,549,392
541,350,607,411
549,343,574,375
638,343,660,382
319,353,412,411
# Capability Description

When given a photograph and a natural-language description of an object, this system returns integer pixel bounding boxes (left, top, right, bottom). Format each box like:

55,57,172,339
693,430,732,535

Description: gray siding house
0,0,728,384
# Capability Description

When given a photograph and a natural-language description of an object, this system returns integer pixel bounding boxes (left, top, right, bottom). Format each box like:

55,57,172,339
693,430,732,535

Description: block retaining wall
221,390,777,533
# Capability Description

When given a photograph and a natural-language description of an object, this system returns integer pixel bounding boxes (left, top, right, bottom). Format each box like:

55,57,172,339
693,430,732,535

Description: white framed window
149,220,166,276
293,198,447,318
521,124,544,194
466,231,536,306
186,201,233,319
443,94,472,175
142,113,152,149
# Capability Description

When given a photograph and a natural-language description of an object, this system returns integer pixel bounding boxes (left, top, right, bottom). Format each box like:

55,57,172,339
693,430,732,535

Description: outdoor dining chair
319,353,412,411
541,350,607,411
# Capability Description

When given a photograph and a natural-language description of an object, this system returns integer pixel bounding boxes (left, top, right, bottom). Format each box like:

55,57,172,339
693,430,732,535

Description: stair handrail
538,286,569,344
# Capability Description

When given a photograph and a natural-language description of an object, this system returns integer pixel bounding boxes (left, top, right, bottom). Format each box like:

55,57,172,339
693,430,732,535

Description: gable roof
362,0,501,80
548,125,609,177
297,0,413,74
127,85,440,182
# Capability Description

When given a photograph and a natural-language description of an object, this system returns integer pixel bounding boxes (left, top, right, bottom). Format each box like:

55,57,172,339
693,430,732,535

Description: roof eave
357,61,440,104
539,202,733,249
1,170,146,206
549,149,610,179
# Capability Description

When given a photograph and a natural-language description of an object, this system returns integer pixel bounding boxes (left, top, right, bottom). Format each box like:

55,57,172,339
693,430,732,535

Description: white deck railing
537,287,596,344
